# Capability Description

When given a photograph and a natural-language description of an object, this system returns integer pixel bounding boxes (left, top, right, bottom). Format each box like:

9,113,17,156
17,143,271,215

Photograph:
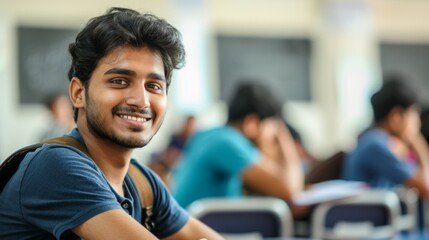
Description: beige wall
1,0,429,161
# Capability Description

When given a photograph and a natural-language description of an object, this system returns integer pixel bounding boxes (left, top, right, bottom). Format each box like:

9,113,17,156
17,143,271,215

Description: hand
389,136,409,160
402,107,421,143
257,118,282,158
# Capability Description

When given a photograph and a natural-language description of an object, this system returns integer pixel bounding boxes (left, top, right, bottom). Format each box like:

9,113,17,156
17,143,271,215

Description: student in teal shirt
172,81,304,208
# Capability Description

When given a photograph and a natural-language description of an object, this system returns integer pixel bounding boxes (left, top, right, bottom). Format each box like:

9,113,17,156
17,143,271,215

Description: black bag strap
128,162,154,230
0,136,154,230
0,143,44,193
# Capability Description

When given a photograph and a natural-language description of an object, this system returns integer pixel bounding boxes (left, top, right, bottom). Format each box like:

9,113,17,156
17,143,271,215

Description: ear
242,114,260,140
387,106,405,135
389,107,403,123
69,77,85,109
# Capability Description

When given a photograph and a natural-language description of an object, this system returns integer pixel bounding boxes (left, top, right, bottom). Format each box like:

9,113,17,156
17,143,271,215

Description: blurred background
1,0,429,163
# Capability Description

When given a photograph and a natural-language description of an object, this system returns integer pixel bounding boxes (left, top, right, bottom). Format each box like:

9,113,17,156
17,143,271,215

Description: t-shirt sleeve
365,143,415,185
210,135,260,175
132,161,189,238
20,145,122,239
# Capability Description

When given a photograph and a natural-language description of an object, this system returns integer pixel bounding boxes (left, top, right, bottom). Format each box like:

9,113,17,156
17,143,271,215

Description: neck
77,124,133,196
228,121,244,133
374,121,397,137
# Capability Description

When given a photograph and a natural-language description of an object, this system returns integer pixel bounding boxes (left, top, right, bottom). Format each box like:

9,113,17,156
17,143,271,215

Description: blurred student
148,115,197,187
39,93,75,140
342,76,429,198
172,81,304,208
0,7,222,240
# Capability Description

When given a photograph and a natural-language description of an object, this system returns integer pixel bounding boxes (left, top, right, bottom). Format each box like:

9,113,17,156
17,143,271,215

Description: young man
0,7,222,240
342,77,429,198
172,81,304,208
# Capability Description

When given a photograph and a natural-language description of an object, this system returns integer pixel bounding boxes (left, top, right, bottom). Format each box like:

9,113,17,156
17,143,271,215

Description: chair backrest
311,189,401,240
393,187,419,232
187,197,293,238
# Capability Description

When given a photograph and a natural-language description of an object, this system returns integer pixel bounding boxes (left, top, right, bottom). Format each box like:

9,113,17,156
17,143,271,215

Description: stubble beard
85,94,163,148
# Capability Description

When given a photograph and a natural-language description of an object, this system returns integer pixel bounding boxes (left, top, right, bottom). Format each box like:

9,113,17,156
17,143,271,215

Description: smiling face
71,46,167,148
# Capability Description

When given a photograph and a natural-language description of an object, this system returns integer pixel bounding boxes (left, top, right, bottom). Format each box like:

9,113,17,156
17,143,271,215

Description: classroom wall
1,0,429,162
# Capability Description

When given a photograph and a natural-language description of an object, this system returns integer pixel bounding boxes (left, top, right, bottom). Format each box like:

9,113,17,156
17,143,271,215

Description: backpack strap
41,137,91,157
128,163,154,230
0,136,154,229
0,143,43,193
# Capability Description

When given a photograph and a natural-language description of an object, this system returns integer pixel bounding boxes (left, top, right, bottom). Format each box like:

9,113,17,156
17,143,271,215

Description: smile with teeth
119,114,148,122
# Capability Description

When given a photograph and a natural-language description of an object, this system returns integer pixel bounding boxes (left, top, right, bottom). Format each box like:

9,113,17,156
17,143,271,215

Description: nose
125,83,149,108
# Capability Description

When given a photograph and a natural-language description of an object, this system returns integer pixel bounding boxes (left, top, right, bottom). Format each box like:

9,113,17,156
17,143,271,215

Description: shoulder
19,144,104,192
11,144,121,239
217,127,258,155
27,143,97,172
130,159,160,185
129,159,167,200
187,129,258,166
197,126,254,149
349,135,401,169
355,129,390,155
359,139,391,158
358,128,389,146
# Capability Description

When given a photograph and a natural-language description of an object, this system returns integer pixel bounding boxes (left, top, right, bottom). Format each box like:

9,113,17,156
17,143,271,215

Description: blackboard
380,42,429,106
217,35,312,103
18,26,79,104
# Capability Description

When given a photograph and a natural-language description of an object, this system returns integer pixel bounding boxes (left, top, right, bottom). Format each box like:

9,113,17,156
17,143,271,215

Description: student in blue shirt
0,7,222,240
342,76,429,198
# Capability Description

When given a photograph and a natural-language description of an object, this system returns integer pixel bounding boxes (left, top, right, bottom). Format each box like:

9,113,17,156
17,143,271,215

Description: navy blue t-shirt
0,129,189,239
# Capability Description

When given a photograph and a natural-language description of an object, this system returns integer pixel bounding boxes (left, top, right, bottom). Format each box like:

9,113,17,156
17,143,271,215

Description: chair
187,197,293,238
393,187,419,233
311,189,401,240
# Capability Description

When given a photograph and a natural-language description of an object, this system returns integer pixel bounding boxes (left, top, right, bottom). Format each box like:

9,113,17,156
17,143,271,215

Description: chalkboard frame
216,34,313,103
17,26,79,104
379,42,429,107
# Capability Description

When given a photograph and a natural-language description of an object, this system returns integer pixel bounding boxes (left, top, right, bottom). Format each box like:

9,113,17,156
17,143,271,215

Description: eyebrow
148,73,166,82
104,68,166,82
104,68,137,77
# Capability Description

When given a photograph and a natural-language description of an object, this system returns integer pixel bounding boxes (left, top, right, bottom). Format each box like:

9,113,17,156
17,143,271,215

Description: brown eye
111,79,127,85
147,83,161,90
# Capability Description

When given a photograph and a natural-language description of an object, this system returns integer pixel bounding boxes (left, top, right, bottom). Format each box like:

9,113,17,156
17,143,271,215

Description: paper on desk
292,180,368,206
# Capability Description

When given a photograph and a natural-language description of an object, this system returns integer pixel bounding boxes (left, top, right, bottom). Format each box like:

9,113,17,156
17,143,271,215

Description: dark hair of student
227,80,281,123
68,7,186,121
370,74,418,123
